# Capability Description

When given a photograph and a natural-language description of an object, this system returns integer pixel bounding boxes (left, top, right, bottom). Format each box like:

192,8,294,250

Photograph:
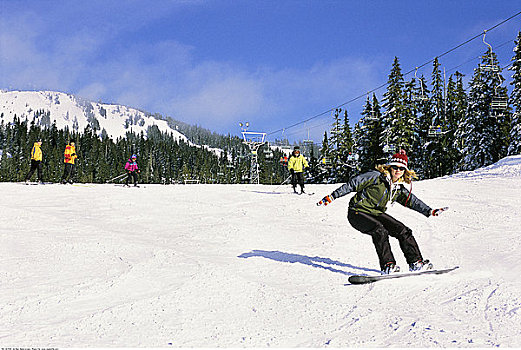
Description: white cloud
171,74,265,128
0,4,382,136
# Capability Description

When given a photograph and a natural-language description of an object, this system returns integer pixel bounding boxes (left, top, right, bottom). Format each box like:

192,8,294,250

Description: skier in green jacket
317,149,447,274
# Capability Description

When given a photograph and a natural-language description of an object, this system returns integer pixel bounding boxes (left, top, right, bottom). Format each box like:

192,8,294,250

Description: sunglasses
391,165,406,171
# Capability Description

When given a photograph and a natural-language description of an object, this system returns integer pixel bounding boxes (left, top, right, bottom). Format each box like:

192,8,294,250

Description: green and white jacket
331,170,432,217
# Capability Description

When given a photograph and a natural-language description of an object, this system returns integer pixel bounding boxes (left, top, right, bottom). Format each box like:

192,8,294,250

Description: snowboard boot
381,262,400,275
409,259,433,272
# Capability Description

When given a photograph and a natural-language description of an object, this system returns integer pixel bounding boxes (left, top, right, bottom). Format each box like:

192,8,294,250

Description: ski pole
106,173,127,183
271,175,292,192
280,175,291,185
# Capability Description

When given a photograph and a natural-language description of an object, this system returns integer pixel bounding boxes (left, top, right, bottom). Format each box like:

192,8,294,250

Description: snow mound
448,154,521,179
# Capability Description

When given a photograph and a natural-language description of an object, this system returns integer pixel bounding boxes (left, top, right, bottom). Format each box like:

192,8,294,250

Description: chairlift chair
383,144,396,154
413,67,429,102
428,125,443,138
321,157,332,167
264,149,274,159
491,97,508,110
413,94,429,102
347,153,359,162
479,64,500,72
365,112,379,122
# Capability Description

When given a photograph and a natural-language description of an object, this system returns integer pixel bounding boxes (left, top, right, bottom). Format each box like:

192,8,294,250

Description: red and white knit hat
389,149,408,170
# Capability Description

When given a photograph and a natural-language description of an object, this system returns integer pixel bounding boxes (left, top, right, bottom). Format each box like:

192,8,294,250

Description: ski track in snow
1,156,521,347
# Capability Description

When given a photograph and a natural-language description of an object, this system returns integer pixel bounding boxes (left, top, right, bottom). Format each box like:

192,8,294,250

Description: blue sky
1,1,520,143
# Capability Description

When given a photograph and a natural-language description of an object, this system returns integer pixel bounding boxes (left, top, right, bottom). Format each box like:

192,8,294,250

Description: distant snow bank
448,154,521,179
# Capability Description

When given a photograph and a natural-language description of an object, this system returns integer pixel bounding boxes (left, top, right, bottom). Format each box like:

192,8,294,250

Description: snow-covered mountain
0,90,187,142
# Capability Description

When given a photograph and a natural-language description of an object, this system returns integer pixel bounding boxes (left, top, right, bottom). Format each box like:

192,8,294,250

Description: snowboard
347,266,459,285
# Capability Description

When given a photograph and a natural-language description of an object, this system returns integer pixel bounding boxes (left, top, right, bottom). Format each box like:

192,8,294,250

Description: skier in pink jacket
124,154,140,187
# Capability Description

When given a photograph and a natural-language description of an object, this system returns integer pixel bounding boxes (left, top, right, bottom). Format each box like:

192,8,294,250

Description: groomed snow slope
1,156,521,347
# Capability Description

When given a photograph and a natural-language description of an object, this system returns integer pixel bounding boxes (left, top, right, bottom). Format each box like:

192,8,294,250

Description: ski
115,184,142,188
20,181,54,185
347,266,459,285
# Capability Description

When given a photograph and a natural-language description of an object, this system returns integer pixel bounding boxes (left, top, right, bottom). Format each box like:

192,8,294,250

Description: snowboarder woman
124,154,139,187
25,140,44,183
317,150,446,274
61,141,78,184
287,146,309,194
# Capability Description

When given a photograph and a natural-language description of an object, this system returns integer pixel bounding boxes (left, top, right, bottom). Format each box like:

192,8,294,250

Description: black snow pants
126,171,138,186
347,209,423,270
291,171,305,191
61,163,75,183
25,160,43,182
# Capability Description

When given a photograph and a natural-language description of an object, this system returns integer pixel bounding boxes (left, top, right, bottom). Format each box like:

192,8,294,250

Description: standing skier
24,140,44,183
317,150,447,274
124,154,140,187
61,141,78,184
287,146,309,194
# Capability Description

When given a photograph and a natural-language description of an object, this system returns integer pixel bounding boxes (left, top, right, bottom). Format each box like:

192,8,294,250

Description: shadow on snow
238,250,380,276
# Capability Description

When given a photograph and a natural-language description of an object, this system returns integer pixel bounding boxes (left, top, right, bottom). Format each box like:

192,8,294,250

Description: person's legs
25,160,38,181
375,212,423,265
348,210,396,270
297,172,305,193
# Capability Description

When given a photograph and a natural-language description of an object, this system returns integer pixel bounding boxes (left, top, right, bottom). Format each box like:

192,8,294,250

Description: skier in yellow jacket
61,141,78,184
287,146,309,194
24,140,44,183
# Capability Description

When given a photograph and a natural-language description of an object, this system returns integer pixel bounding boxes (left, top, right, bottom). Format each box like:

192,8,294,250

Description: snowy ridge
448,154,521,179
0,90,225,157
0,90,186,141
1,156,520,347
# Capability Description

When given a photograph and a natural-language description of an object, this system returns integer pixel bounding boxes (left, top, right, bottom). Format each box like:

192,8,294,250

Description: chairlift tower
239,122,266,184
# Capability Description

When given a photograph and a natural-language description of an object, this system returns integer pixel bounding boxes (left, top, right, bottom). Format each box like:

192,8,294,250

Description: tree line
0,118,289,184
310,31,521,183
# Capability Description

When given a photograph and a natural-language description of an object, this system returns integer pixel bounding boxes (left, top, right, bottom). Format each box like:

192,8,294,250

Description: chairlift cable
267,10,521,138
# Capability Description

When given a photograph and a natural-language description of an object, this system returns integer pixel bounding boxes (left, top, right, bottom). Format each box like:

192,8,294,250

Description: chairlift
413,67,429,102
383,144,396,154
428,125,443,138
365,113,379,122
479,31,501,73
321,157,332,167
347,152,359,162
364,93,379,121
491,97,508,110
264,149,274,159
490,70,508,113
479,64,500,72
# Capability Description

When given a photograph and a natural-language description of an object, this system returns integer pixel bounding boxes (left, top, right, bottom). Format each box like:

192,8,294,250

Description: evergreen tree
459,50,510,170
424,58,449,178
411,74,432,178
445,72,467,173
319,131,333,183
508,31,521,155
381,57,413,155
356,94,384,172
336,109,355,182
